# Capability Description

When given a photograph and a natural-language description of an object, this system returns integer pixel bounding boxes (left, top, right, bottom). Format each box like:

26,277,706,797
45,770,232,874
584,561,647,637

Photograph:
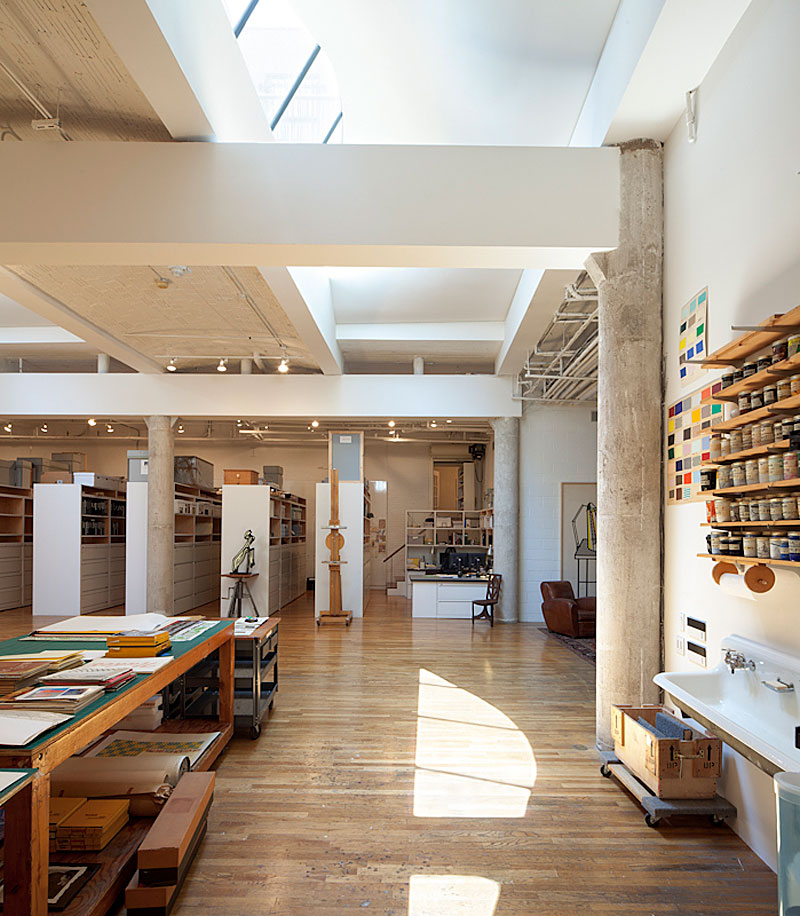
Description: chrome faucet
723,648,756,674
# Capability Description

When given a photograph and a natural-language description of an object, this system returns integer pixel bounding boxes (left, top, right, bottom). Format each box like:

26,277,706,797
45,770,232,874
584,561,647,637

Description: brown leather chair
540,581,596,638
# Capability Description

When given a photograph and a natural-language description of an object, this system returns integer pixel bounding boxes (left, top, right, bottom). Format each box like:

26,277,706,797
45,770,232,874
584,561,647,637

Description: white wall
662,0,800,870
519,403,597,622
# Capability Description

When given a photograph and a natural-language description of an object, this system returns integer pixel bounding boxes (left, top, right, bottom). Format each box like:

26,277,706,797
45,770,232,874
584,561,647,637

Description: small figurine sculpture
230,529,255,574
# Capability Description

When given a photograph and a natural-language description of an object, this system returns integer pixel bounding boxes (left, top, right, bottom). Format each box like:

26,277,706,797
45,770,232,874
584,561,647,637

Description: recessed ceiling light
106,424,114,433
217,359,227,373
166,358,177,372
446,419,452,424
311,420,319,428
387,420,396,428
40,424,48,432
278,358,289,374
177,424,185,433
430,420,437,428
236,419,242,426
87,418,97,427
3,423,11,433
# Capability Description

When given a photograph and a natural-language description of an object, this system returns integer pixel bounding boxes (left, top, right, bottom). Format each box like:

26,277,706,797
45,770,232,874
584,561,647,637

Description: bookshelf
405,508,491,573
222,485,307,616
126,482,222,615
0,484,33,610
34,483,127,614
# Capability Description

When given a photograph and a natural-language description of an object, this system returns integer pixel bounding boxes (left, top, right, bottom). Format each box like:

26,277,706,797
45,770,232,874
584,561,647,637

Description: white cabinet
411,578,487,618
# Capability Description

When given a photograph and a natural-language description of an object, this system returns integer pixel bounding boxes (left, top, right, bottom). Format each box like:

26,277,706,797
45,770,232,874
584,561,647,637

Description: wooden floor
0,594,777,914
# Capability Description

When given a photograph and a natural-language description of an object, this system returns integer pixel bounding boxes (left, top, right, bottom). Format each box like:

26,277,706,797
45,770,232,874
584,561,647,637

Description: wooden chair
472,574,501,627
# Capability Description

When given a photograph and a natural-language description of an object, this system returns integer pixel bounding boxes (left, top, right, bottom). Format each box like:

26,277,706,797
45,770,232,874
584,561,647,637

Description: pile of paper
116,695,163,731
106,630,171,659
41,662,136,692
0,684,104,713
0,658,51,695
0,709,73,746
49,797,86,851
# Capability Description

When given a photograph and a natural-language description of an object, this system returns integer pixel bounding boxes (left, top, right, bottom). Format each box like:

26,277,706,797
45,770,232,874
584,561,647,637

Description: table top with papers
0,767,37,806
0,620,233,753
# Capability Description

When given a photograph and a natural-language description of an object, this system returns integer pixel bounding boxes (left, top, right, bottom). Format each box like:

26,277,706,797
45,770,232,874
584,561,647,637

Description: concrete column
585,140,663,749
146,416,174,615
490,416,519,622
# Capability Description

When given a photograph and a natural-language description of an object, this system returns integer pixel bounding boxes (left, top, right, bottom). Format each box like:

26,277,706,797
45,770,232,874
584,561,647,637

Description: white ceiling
291,0,621,145
328,268,522,324
0,293,52,327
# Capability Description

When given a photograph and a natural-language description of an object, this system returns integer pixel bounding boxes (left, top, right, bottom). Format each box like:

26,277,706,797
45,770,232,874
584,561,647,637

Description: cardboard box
52,452,87,472
41,471,73,484
612,704,722,799
174,456,213,489
262,465,283,487
224,469,259,485
73,472,124,492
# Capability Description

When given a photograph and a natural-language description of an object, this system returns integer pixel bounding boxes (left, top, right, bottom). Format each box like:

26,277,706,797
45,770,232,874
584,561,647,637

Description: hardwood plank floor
0,595,777,914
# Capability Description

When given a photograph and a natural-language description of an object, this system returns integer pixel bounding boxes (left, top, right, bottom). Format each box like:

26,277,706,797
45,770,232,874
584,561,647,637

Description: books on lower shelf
0,684,104,713
49,796,87,850
54,798,130,851
0,709,74,745
86,730,220,769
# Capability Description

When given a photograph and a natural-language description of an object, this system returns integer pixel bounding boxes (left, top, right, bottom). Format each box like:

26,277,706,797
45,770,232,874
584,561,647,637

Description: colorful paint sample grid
679,287,708,386
666,384,723,504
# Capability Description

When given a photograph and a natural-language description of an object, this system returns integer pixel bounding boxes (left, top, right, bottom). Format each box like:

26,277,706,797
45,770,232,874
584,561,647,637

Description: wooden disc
325,531,345,551
711,561,738,585
744,564,775,594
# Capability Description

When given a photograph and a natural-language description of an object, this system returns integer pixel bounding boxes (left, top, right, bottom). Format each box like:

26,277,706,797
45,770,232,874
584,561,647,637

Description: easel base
317,612,353,627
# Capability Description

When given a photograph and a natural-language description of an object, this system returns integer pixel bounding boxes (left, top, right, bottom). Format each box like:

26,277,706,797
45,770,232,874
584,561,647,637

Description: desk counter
409,575,489,618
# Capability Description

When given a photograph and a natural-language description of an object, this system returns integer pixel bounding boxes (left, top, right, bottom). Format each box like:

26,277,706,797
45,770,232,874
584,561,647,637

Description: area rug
538,628,596,665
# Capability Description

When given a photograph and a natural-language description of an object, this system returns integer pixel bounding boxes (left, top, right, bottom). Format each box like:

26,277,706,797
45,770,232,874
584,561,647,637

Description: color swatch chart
678,288,708,386
666,381,723,504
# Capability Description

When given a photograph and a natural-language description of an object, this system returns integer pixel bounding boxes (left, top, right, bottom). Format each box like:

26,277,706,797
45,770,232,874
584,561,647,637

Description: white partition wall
33,483,82,615
220,485,271,617
315,481,365,619
125,481,148,614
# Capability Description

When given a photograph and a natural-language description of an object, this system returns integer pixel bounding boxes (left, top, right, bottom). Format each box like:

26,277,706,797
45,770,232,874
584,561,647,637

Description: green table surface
0,621,232,753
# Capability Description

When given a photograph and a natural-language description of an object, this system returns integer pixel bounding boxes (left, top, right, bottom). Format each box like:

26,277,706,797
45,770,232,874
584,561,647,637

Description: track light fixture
311,420,319,428
166,358,177,372
177,424,185,433
87,418,97,427
3,423,11,433
278,357,289,374
217,359,227,373
387,420,395,428
106,424,114,433
40,424,47,432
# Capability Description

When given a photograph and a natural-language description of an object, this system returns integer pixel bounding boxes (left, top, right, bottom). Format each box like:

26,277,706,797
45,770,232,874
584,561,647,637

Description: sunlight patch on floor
408,875,500,916
413,668,536,817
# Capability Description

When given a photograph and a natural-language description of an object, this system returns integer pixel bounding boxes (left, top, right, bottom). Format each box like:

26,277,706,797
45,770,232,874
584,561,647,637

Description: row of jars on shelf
731,376,800,414
708,493,800,523
713,451,800,490
719,337,800,391
711,416,800,461
705,531,800,562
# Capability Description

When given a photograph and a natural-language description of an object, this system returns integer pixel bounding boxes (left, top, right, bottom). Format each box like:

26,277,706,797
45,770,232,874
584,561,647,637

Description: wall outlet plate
676,636,685,655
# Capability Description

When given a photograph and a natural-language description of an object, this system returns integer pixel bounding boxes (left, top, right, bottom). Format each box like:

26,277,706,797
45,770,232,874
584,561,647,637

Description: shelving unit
404,509,491,579
34,483,126,614
457,463,476,509
363,480,373,612
0,484,33,610
222,485,306,617
697,303,800,577
126,482,221,616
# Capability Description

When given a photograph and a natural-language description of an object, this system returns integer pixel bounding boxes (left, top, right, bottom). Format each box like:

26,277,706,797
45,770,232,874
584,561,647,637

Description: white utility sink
654,634,800,775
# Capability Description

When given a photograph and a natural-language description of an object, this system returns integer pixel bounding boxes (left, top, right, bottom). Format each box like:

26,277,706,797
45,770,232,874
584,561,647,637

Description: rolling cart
234,617,279,739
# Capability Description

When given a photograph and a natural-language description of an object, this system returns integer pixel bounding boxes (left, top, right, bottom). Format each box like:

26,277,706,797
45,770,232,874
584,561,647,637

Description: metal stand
223,573,260,618
574,538,596,598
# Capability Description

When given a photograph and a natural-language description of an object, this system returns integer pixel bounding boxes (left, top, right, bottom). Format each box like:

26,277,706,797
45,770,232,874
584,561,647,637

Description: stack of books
0,684,105,713
0,659,52,695
54,798,130,851
116,694,164,730
41,662,136,692
106,631,172,658
49,797,87,851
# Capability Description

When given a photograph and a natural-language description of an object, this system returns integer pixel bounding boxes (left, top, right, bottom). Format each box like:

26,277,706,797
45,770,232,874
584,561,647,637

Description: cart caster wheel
316,619,321,626
268,700,274,711
600,763,612,778
249,724,261,740
710,814,726,826
644,814,660,828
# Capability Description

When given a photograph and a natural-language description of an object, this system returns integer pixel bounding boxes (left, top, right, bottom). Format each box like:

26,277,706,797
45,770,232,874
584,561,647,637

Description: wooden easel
318,468,352,626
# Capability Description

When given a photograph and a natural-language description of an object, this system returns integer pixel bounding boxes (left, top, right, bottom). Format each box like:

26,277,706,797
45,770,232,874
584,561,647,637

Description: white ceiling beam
604,0,754,144
0,374,519,419
336,323,505,342
495,269,578,376
85,0,271,142
258,267,343,375
0,142,619,267
0,327,84,344
0,269,164,374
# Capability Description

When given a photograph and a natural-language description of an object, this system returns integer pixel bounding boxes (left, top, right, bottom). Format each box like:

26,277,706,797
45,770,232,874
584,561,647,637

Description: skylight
221,0,343,143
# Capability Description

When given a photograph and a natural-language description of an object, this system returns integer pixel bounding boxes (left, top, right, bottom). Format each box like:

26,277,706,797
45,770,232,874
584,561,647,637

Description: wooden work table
0,619,235,916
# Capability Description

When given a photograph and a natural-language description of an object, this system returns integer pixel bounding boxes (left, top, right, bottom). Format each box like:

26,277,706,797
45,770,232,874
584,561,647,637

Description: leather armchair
540,581,596,638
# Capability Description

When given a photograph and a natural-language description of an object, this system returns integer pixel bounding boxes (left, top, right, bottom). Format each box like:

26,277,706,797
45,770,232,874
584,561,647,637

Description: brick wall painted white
519,403,597,622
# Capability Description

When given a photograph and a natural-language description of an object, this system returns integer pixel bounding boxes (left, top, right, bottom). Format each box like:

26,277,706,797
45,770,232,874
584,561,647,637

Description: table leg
5,774,49,916
218,631,234,729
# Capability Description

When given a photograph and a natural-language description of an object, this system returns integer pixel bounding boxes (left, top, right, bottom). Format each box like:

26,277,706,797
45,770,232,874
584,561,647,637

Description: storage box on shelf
221,485,307,617
0,484,33,610
34,482,126,614
698,304,800,574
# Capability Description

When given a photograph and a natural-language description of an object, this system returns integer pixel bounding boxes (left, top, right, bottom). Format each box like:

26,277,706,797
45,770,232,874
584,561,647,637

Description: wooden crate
224,469,259,485
611,704,722,799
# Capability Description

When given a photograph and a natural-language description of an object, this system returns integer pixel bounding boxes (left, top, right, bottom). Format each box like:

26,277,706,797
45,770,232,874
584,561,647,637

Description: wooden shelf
710,393,800,432
712,475,800,496
698,552,800,569
701,521,800,528
710,438,792,464
700,304,800,365
706,353,800,402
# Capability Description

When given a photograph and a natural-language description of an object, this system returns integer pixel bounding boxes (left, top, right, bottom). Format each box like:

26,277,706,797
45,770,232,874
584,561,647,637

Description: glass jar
750,423,762,448
742,426,753,451
732,462,747,487
770,536,784,559
789,335,800,357
763,385,778,405
738,391,752,412
782,496,799,520
749,499,762,522
758,456,771,483
717,465,732,488
733,368,745,384
757,356,772,373
789,531,800,562
714,497,732,522
756,536,770,559
743,361,757,378
774,341,789,363
761,420,775,445
778,378,793,401
769,453,785,482
771,497,784,521
784,451,799,480
751,388,764,410
743,532,757,557
705,499,717,523
721,372,734,388
781,538,791,560
745,459,760,485
728,534,743,557
759,498,772,521
729,429,744,454
791,374,800,396
720,435,732,456
710,434,723,460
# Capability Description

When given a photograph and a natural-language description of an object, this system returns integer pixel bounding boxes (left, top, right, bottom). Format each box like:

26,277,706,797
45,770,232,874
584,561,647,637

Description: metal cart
233,617,279,739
